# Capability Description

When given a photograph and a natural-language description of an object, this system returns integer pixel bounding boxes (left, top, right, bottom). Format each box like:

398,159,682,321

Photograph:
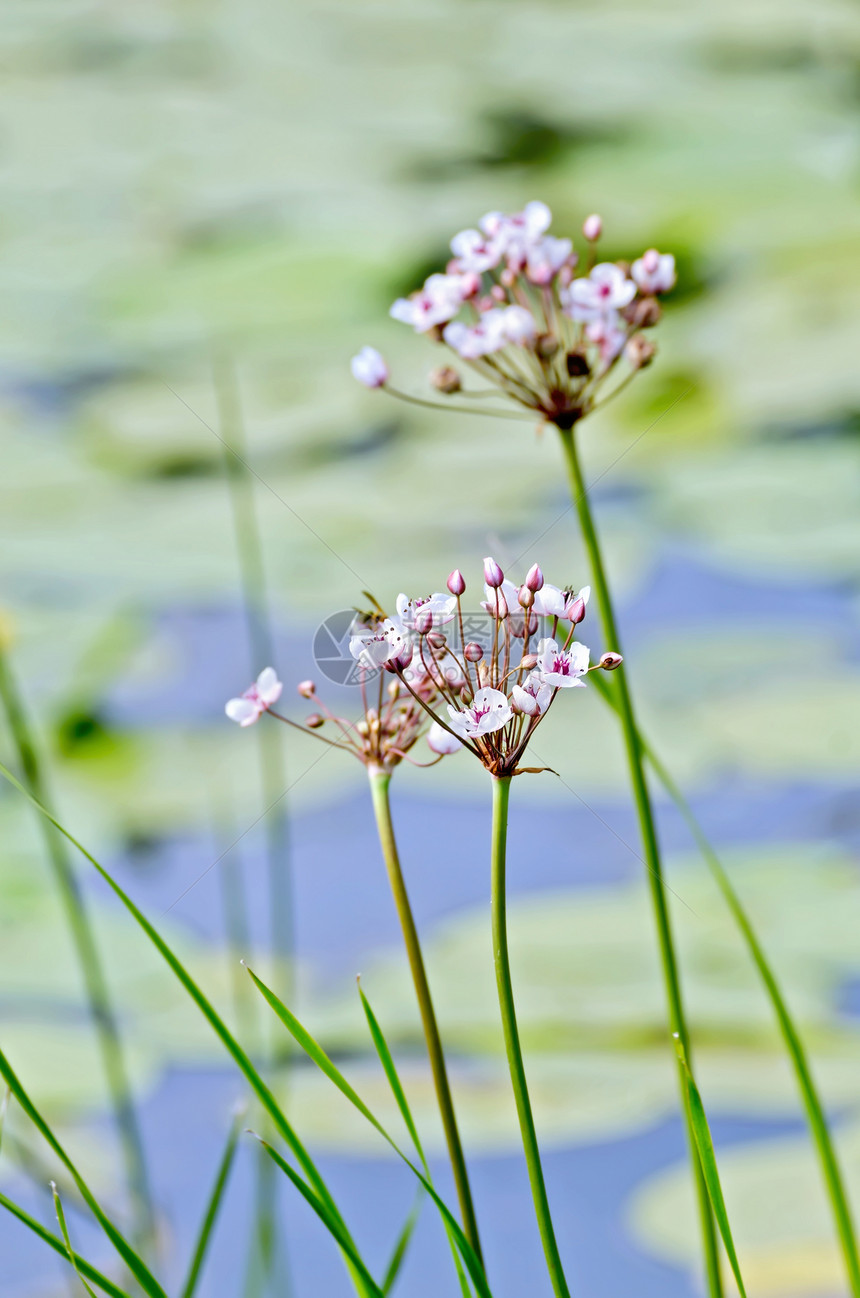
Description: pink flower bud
494,589,509,619
518,584,534,609
525,563,544,592
306,713,325,728
350,346,388,389
447,568,466,596
464,642,483,662
415,609,433,635
599,652,624,671
483,556,504,588
491,285,507,302
426,630,447,649
297,679,316,698
642,248,660,274
565,596,586,625
583,214,602,242
520,653,538,670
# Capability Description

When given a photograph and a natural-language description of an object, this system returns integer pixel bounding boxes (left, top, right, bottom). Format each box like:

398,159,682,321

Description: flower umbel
224,596,463,770
363,561,620,778
353,202,675,431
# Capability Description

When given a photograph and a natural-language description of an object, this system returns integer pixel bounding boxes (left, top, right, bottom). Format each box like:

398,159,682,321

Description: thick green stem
490,775,571,1298
557,426,723,1298
367,768,482,1265
0,646,155,1253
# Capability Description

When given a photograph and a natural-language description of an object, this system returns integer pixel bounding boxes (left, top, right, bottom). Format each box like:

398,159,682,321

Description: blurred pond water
2,0,860,1294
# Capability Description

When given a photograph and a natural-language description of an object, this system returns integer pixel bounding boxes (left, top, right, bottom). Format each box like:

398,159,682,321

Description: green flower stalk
353,199,724,1289
225,642,483,1262
311,558,620,1295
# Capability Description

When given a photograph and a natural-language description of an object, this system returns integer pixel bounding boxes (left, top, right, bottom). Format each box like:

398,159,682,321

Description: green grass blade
0,1047,167,1298
0,647,155,1252
381,1188,423,1294
0,761,354,1250
591,675,860,1294
250,1134,383,1297
245,964,492,1298
358,984,472,1298
52,1181,99,1297
674,1037,746,1297
0,761,381,1298
634,723,860,1290
0,1189,131,1298
179,1106,243,1298
357,984,427,1171
0,1085,9,1157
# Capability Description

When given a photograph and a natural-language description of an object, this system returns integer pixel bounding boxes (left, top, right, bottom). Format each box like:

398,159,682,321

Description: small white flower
427,721,463,755
631,249,676,295
395,592,457,631
443,312,506,359
511,671,553,716
531,582,568,618
482,578,520,615
225,667,283,727
499,304,538,345
447,687,512,739
350,346,388,389
482,200,552,250
562,263,636,322
349,618,405,670
525,236,573,286
390,272,475,333
535,638,590,688
586,314,627,365
450,228,503,274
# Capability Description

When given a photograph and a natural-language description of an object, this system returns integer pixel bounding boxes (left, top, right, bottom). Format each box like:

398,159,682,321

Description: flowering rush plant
348,558,620,778
351,199,675,427
224,563,619,778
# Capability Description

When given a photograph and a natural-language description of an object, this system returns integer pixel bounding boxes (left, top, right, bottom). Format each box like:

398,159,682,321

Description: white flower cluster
352,200,676,429
346,559,619,776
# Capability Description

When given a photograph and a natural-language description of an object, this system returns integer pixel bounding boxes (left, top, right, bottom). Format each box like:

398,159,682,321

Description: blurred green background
2,0,860,1294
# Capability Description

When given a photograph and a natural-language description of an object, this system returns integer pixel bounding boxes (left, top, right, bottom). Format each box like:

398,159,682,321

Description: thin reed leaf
0,647,154,1249
0,763,365,1276
244,964,492,1298
179,1106,244,1298
591,673,860,1296
381,1188,423,1294
358,985,472,1298
674,1036,746,1298
0,1085,9,1157
0,1190,131,1298
0,1047,167,1298
250,1134,383,1297
358,984,426,1169
52,1181,99,1297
